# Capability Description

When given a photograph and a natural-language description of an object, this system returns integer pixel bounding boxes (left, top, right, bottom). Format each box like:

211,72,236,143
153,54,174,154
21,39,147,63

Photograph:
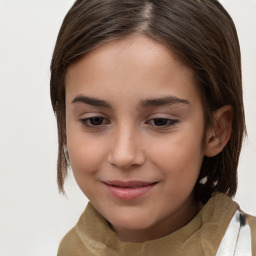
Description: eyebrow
72,95,112,108
71,95,190,108
140,96,190,107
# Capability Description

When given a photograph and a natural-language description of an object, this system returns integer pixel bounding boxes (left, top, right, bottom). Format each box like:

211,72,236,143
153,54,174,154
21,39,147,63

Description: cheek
149,131,204,180
66,134,106,198
66,127,106,177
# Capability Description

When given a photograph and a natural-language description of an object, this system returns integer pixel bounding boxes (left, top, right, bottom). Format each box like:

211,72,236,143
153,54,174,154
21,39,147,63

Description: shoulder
57,227,91,256
57,202,113,256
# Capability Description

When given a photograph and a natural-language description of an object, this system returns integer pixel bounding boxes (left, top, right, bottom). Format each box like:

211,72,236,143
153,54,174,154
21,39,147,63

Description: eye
80,116,109,128
147,118,178,127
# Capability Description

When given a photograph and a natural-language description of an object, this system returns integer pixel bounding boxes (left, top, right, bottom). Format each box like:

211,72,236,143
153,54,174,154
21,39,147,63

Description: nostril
107,146,146,168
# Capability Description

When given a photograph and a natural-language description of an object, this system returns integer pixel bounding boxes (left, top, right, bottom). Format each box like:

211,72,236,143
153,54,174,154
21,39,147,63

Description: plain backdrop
0,0,255,255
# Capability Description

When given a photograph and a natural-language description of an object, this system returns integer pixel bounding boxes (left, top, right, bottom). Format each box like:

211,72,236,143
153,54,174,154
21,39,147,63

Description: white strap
216,210,252,256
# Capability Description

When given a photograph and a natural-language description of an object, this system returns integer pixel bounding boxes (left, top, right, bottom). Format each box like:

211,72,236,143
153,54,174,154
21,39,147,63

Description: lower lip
103,183,156,201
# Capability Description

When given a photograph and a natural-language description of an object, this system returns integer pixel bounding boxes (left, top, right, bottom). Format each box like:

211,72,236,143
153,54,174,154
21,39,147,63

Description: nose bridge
108,122,144,168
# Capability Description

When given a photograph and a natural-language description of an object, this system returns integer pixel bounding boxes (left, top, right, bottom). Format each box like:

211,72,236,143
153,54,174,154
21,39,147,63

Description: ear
204,105,233,157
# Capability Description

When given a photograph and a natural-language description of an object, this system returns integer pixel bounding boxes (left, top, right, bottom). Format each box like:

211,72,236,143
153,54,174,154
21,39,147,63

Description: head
50,0,245,205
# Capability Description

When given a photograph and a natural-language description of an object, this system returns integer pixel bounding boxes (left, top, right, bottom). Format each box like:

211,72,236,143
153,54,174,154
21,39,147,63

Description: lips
103,180,157,200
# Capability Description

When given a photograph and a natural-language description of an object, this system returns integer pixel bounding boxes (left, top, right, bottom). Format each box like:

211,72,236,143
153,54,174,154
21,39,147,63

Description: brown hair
50,0,245,203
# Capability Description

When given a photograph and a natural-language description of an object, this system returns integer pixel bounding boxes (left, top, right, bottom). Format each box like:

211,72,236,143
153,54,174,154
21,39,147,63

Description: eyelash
146,118,179,128
79,116,179,130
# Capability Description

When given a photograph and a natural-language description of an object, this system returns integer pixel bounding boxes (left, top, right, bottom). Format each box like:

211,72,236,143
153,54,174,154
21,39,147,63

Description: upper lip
103,180,157,188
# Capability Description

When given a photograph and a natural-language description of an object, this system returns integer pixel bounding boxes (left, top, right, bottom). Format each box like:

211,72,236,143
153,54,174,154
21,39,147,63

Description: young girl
50,0,255,255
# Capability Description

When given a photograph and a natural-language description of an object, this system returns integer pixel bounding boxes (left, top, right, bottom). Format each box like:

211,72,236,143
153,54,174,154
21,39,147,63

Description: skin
65,34,215,242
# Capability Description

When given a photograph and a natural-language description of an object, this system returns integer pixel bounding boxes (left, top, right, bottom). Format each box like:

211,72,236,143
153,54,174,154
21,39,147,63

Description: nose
107,125,145,169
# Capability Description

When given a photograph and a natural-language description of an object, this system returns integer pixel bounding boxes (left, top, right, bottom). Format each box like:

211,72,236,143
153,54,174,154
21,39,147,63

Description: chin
116,218,151,230
107,209,156,230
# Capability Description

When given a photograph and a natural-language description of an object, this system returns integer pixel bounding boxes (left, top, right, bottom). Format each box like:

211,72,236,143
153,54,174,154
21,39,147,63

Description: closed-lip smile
102,180,158,200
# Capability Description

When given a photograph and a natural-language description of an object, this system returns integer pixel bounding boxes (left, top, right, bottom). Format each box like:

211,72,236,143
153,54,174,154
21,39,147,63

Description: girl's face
65,35,206,242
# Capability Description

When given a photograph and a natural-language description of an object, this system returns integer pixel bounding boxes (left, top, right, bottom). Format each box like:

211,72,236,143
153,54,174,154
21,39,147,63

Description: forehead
65,34,201,106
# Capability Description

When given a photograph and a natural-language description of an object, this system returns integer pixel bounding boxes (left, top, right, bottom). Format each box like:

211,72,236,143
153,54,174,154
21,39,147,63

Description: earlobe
204,105,233,157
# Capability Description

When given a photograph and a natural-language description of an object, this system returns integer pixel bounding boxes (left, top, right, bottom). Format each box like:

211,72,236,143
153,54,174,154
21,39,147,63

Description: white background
0,0,255,255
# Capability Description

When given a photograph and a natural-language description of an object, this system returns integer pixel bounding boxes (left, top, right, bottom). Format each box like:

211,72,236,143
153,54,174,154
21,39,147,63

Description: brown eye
149,118,178,127
153,118,169,126
80,116,109,127
89,117,105,126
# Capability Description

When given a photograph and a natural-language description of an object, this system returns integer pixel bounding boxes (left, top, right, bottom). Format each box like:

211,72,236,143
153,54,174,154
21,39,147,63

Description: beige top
58,193,256,256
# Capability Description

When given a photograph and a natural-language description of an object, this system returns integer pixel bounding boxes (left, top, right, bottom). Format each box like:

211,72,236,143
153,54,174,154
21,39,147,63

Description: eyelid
78,111,106,118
